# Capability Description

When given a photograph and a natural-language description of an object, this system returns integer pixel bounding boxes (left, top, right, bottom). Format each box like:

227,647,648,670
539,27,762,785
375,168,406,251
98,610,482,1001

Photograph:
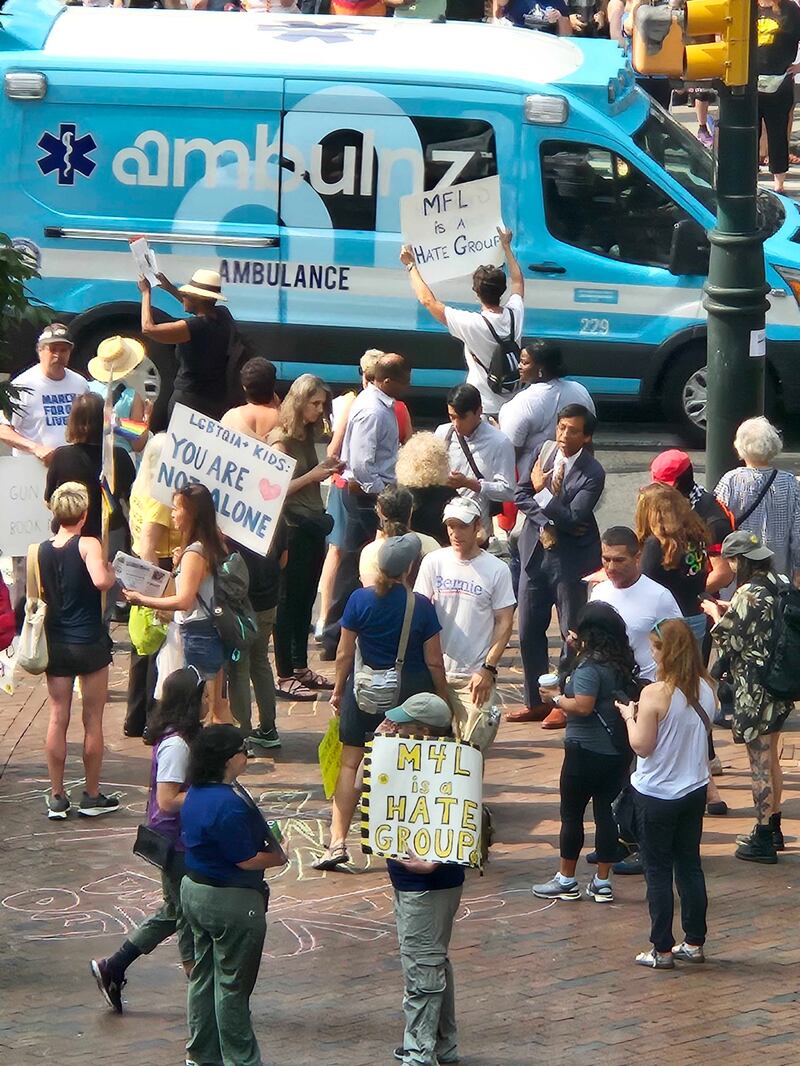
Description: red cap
650,449,691,485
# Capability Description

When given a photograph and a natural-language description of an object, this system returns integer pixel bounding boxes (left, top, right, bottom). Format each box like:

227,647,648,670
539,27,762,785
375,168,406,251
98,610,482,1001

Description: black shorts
338,668,435,748
46,634,113,678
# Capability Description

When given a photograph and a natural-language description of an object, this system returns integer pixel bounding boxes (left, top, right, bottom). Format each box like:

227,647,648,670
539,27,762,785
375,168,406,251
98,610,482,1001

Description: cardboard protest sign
361,735,483,868
400,175,503,285
152,404,296,555
0,456,50,557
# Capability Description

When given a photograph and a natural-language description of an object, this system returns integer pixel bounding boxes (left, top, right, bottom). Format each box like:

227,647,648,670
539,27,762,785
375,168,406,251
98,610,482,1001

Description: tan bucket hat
88,335,146,382
178,268,227,302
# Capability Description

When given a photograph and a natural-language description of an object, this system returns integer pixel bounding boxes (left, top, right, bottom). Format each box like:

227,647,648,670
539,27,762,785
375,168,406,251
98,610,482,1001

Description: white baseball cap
442,496,482,525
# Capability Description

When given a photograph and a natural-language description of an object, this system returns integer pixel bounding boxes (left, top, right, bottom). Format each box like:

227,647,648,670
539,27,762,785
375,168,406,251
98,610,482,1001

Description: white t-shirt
3,366,89,453
156,734,190,784
444,293,525,416
590,575,682,681
415,547,516,678
498,378,596,480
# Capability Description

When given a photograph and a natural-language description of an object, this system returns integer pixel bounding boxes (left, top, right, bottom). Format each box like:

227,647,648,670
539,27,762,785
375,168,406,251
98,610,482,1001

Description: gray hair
734,416,782,464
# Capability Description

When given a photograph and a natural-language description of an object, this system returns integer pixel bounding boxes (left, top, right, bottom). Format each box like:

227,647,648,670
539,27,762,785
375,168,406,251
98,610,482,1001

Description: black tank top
39,536,103,645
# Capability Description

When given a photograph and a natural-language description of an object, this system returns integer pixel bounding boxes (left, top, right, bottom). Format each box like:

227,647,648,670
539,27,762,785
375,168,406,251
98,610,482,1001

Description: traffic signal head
632,0,750,87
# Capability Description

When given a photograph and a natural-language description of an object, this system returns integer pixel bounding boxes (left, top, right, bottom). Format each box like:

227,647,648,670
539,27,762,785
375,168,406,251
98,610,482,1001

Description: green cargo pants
394,886,463,1066
180,877,267,1066
129,853,194,963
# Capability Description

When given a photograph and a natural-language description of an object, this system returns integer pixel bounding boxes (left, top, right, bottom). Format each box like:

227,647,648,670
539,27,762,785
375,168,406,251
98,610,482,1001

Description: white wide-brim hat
88,335,146,382
178,268,227,302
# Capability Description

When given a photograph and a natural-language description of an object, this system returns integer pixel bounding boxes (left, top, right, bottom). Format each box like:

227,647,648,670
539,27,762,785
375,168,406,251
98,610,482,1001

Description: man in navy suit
507,404,605,727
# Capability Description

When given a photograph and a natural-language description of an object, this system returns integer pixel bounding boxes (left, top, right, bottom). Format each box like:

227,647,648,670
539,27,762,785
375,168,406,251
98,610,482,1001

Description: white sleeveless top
175,542,215,627
631,680,714,800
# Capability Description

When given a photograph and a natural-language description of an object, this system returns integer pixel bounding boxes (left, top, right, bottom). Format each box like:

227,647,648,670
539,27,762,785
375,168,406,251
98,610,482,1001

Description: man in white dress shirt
434,384,515,542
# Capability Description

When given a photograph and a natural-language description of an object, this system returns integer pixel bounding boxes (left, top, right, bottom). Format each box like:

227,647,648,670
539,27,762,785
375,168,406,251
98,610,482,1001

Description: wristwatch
481,662,498,676
551,695,562,707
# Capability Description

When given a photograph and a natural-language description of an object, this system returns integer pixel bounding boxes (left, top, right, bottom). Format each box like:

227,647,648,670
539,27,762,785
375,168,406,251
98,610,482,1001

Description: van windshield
632,105,785,238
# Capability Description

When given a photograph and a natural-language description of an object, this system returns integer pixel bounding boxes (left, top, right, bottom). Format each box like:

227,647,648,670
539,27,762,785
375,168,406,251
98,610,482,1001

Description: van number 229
579,318,610,335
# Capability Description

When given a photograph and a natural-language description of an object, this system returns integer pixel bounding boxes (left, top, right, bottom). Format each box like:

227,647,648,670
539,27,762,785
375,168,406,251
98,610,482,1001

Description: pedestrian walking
714,416,800,583
498,340,595,481
532,602,638,904
590,526,682,682
45,392,136,540
435,383,515,542
756,0,800,193
123,484,232,723
617,618,714,970
180,724,287,1066
649,449,734,594
227,523,287,751
634,483,711,650
509,404,605,727
267,374,340,700
395,432,455,546
712,531,793,863
139,269,237,422
314,534,449,871
124,433,180,737
377,694,464,1066
415,497,516,752
320,353,410,659
400,228,524,417
90,668,203,1012
38,482,118,820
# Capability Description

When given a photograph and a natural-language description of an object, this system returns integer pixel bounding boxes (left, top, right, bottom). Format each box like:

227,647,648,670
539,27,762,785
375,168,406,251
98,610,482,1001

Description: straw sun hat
178,268,227,302
87,335,146,382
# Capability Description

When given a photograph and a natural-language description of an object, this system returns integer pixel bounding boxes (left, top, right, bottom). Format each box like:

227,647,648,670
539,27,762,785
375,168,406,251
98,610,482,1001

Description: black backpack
760,581,800,701
197,552,258,662
474,308,522,396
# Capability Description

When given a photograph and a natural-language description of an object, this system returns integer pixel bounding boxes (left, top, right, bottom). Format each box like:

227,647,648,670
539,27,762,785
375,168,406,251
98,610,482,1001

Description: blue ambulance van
2,0,799,434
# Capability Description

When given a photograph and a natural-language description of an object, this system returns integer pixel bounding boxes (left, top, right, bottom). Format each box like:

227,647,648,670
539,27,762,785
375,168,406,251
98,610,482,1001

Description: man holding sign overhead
401,227,525,418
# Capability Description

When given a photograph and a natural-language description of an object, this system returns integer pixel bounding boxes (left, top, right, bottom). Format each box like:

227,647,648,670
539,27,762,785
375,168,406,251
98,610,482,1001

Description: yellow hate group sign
361,736,484,868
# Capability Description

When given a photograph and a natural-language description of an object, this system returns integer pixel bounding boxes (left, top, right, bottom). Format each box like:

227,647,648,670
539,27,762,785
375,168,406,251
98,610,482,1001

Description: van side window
541,141,690,268
300,118,497,233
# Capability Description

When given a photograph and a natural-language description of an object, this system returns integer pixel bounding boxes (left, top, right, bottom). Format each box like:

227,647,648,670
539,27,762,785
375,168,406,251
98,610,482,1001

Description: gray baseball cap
385,693,452,728
377,533,422,578
721,530,774,561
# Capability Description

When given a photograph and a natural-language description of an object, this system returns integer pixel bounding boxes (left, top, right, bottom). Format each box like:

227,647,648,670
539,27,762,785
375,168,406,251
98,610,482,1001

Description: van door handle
528,262,566,274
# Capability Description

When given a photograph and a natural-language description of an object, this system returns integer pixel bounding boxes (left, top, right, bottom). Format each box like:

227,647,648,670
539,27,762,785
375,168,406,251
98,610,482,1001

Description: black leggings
274,524,326,677
758,75,794,177
559,743,629,863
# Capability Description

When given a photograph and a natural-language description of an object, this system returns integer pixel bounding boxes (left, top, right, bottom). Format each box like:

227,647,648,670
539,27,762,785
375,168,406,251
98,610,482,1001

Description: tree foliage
0,235,51,418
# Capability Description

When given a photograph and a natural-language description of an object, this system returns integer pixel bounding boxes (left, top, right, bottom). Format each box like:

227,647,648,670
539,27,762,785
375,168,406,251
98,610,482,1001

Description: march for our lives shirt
3,367,88,452
414,548,516,678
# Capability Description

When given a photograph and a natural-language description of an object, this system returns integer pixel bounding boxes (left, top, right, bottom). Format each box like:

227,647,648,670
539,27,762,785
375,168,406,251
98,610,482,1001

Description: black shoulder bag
734,468,777,527
445,426,503,517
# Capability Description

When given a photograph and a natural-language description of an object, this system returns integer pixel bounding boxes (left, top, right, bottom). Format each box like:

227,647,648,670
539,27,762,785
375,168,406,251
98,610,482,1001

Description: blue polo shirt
181,783,265,890
341,585,441,671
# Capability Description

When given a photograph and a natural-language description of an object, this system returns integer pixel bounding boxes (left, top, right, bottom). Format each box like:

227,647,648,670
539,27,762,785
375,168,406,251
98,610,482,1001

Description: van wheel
72,322,175,434
662,348,708,446
662,347,779,447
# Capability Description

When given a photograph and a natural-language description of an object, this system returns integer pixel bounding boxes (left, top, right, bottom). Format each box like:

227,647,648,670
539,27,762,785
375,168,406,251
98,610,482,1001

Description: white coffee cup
538,672,559,689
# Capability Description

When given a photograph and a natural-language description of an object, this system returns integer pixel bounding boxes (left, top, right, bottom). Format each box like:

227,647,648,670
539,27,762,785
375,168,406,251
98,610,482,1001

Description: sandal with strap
311,842,350,871
295,667,334,690
276,676,317,702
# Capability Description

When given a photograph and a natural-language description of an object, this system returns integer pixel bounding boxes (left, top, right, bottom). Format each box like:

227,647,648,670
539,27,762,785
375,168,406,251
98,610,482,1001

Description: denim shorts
181,619,225,678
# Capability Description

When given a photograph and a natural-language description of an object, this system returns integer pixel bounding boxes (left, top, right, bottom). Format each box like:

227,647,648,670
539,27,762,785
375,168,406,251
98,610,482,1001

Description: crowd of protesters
3,239,799,1066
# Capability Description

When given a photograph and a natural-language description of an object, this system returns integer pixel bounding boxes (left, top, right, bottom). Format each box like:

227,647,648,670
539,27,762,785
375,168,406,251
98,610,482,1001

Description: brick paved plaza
1,627,799,1066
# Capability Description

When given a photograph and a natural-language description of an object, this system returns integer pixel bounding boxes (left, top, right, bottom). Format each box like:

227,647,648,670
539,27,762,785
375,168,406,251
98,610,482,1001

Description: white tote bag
17,543,48,676
154,621,185,699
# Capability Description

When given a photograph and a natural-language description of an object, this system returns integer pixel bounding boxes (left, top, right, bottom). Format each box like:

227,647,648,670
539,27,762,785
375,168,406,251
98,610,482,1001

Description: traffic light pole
704,0,769,488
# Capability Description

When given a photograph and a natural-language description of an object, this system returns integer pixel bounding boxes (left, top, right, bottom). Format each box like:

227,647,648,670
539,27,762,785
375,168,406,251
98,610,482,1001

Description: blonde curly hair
395,432,450,488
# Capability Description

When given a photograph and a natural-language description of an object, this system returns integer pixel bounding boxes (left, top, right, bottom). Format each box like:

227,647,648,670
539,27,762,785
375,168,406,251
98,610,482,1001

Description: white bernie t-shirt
4,366,89,453
415,547,516,678
590,575,682,681
444,293,525,416
156,735,191,784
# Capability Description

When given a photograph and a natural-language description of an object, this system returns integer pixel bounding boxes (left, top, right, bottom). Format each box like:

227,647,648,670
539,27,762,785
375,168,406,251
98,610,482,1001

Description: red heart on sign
259,478,281,502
